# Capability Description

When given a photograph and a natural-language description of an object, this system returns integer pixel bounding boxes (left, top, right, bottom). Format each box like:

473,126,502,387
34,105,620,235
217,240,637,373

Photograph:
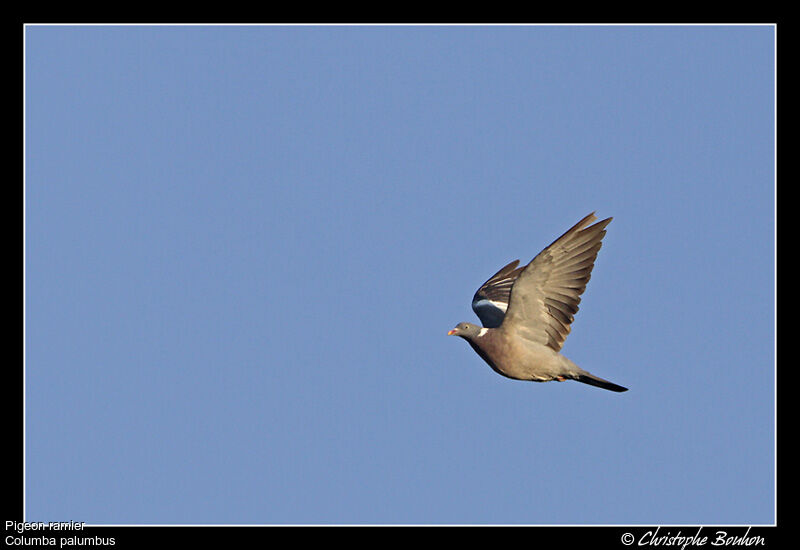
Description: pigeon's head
447,322,483,339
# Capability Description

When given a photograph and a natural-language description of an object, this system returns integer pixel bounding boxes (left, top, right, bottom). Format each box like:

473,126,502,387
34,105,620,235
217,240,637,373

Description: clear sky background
24,25,775,525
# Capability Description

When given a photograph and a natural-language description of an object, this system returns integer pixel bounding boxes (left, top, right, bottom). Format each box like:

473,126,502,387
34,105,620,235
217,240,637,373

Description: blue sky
24,25,775,525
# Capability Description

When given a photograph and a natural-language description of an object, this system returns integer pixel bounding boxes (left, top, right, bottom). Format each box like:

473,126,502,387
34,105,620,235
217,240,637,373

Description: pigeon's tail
573,373,628,393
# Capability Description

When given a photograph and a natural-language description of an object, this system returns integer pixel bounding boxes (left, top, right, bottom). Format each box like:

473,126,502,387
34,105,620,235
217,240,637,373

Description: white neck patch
478,328,489,337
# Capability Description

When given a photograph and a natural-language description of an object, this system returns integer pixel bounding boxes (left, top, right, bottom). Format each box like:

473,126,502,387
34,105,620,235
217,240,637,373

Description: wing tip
583,212,613,228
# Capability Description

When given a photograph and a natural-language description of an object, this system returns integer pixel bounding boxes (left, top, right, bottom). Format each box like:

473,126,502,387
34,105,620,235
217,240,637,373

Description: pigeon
448,212,627,392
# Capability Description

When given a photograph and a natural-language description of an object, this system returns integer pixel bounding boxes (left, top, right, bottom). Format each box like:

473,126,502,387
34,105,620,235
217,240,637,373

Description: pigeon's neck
461,327,490,343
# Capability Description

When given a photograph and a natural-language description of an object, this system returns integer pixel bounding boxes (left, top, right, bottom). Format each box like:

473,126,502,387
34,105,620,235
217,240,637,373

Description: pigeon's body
448,212,628,393
465,327,575,381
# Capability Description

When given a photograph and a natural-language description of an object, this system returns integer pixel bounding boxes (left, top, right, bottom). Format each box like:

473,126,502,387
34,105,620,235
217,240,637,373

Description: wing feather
501,212,612,351
471,260,525,328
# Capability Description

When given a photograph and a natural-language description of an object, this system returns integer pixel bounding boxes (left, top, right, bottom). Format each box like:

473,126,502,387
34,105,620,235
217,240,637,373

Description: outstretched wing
501,212,612,352
471,260,525,328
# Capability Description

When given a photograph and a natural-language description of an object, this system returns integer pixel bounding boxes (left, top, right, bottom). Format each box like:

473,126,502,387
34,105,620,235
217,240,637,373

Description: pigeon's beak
447,329,457,336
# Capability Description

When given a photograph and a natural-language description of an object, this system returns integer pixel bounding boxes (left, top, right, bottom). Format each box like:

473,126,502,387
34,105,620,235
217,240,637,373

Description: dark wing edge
471,259,525,328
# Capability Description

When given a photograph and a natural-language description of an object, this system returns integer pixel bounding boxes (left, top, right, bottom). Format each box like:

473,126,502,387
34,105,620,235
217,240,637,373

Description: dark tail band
575,374,628,392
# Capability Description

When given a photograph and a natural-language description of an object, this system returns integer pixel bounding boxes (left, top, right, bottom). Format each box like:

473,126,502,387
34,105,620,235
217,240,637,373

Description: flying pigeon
448,212,628,392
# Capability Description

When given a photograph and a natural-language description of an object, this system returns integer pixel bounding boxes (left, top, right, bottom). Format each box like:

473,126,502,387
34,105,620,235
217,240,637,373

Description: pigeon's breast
470,328,565,382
